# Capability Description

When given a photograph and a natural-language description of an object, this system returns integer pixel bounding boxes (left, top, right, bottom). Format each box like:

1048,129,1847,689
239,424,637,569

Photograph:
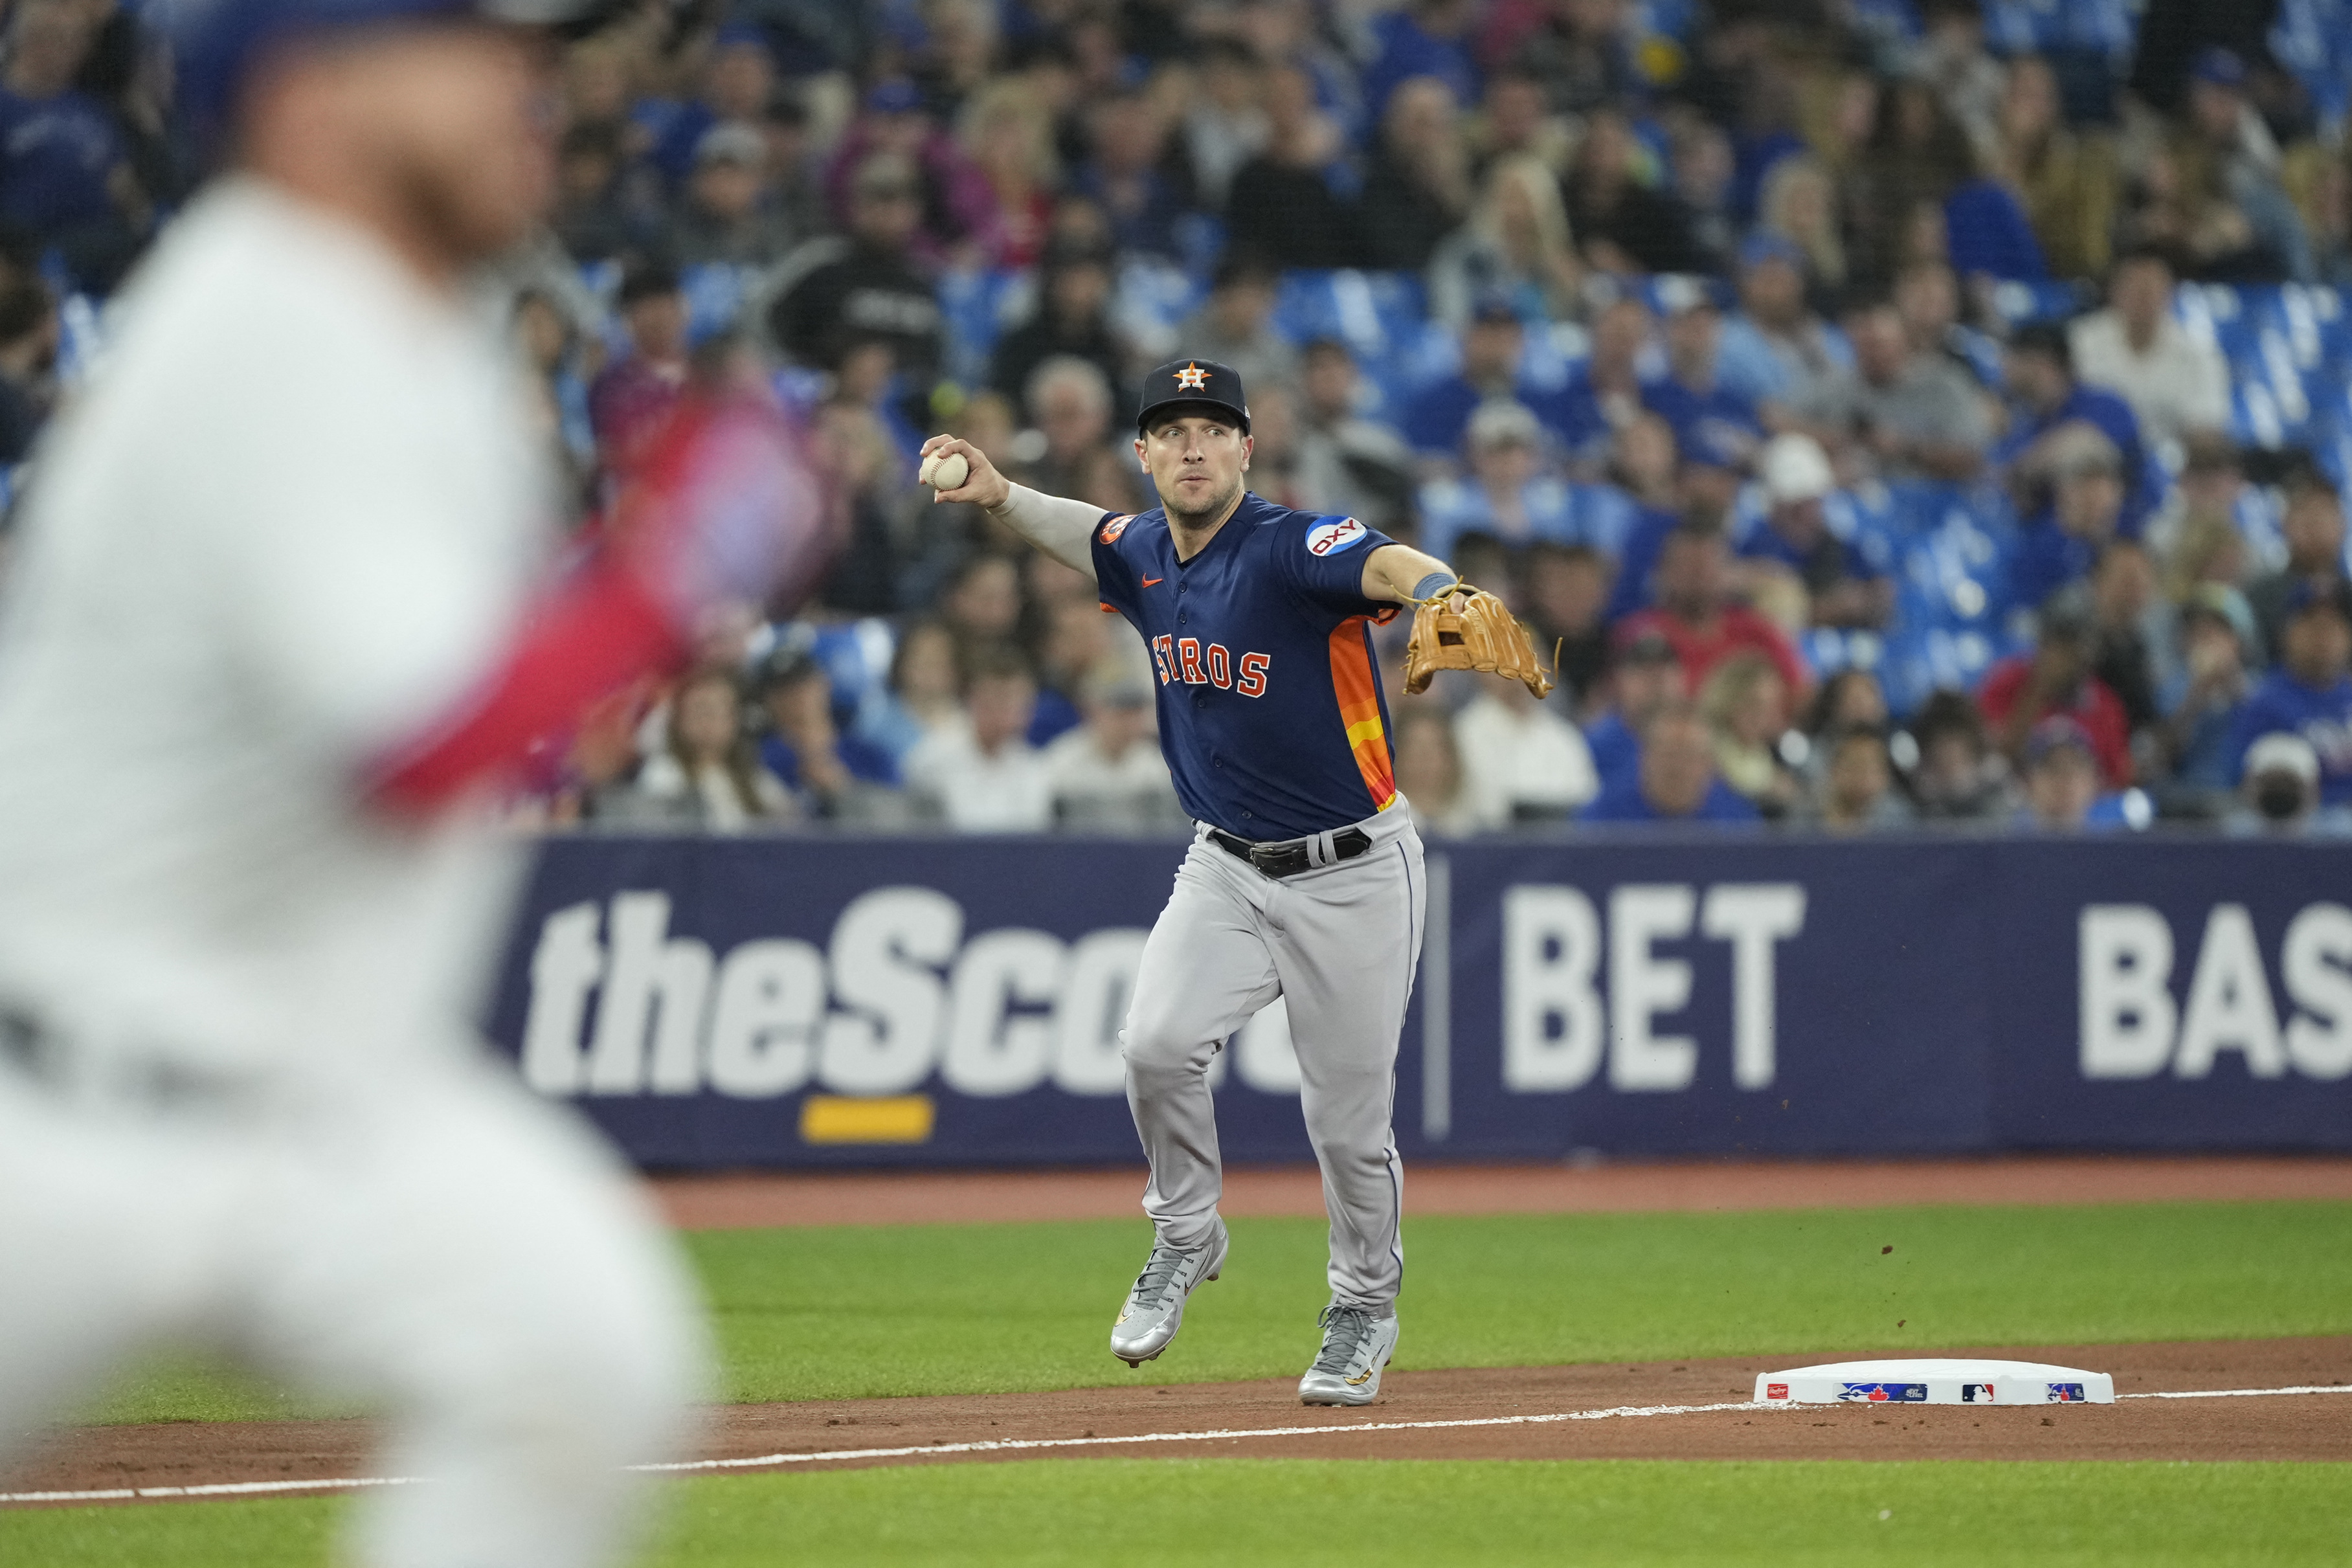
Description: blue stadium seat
937,267,1033,391
1987,278,2092,327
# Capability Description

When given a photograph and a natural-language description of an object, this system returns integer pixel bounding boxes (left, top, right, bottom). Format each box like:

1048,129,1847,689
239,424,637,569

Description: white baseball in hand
920,450,970,491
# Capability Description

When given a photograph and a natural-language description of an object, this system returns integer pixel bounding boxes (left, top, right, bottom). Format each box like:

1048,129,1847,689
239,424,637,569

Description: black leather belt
1209,825,1373,878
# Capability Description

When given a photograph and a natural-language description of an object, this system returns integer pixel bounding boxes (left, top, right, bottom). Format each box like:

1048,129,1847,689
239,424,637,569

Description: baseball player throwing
923,358,1469,1406
0,3,828,1563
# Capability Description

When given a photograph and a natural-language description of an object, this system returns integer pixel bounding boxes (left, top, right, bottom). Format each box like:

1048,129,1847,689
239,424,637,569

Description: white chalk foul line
5,1382,2347,1506
633,1396,1771,1475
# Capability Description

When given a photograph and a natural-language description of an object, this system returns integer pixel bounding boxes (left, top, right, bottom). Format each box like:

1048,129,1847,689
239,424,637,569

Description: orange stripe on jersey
1326,617,1396,811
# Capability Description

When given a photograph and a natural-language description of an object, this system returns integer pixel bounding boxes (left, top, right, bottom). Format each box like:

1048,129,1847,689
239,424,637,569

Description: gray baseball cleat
1109,1219,1229,1367
1297,1302,1399,1406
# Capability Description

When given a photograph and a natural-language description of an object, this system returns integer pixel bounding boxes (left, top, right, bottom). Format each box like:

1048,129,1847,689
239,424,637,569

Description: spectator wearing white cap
2225,732,2336,835
1416,399,1620,564
2228,579,2352,806
1732,432,1894,629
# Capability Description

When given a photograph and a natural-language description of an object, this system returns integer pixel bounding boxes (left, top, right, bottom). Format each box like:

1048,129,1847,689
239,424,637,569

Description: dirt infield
10,1338,2349,1502
653,1155,2352,1231
10,1159,2350,1507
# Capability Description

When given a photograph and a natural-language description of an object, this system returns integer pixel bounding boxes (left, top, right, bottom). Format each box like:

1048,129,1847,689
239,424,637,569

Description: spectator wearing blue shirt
1580,702,1762,825
2230,581,2352,805
2156,585,2257,797
756,647,904,819
2015,715,2119,831
1583,628,1688,791
0,0,140,289
643,25,777,190
1942,177,2048,281
1715,233,1852,407
2005,424,2128,612
1549,294,1652,470
1416,401,1600,562
1404,298,1551,458
1642,291,1764,472
1071,87,1193,263
1604,420,1745,623
1360,0,1481,128
1994,320,2157,534
1737,433,1894,629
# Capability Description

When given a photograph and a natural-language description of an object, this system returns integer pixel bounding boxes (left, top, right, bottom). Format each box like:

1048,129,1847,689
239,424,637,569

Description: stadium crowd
0,0,2349,834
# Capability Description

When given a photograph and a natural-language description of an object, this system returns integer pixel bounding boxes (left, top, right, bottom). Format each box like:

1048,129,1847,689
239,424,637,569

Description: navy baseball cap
1738,231,1806,272
1136,358,1251,435
2283,578,2352,622
1469,290,1522,326
168,0,608,137
2024,714,2096,765
2191,47,2246,89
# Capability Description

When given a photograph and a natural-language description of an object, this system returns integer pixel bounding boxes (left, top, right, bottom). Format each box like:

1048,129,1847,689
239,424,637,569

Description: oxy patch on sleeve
1303,517,1367,557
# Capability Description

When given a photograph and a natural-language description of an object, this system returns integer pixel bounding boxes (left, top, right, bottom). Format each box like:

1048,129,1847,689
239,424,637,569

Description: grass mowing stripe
8,1461,2352,1566
693,1199,2352,1404
74,1200,2352,1423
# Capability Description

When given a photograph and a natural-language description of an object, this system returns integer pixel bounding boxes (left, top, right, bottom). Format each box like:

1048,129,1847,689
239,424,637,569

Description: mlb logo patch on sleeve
1305,518,1367,556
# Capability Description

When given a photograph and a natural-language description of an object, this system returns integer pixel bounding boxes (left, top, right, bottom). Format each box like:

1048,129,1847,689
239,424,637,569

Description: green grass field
8,1461,2351,1566
82,1200,2352,1422
17,1199,2352,1565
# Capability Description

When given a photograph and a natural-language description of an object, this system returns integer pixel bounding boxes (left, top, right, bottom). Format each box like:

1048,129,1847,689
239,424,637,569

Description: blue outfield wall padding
480,833,2352,1169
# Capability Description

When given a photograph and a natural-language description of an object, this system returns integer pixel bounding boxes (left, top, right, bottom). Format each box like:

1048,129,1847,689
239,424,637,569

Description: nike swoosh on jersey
1141,577,1163,587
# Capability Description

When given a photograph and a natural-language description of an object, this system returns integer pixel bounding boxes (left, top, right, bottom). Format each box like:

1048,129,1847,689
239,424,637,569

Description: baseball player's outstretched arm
1360,543,1463,605
918,433,1100,580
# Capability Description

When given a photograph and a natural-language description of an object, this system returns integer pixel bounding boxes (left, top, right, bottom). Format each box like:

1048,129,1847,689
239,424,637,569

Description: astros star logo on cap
1174,362,1209,390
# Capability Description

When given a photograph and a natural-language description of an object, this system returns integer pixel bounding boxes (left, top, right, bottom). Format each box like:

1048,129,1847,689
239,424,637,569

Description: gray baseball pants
1121,805,1424,1312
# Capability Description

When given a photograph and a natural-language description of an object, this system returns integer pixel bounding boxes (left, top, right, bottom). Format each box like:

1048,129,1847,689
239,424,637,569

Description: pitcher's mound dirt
12,1336,2348,1503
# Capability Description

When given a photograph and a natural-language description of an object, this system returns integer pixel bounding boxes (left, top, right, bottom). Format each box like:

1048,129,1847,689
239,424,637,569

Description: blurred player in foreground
0,3,831,1563
921,361,1484,1406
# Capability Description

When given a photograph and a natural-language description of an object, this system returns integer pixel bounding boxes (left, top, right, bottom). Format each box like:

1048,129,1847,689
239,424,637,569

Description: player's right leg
241,1055,709,1568
1113,834,1281,1365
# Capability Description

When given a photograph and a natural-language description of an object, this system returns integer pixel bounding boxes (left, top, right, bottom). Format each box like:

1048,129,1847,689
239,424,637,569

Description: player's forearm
1361,543,1455,603
985,484,1102,579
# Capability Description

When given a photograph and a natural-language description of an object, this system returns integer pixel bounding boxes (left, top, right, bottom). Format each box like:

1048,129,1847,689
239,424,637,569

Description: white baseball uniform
0,179,705,1566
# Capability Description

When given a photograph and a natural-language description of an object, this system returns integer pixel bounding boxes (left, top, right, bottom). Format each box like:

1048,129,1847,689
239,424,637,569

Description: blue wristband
1411,571,1455,602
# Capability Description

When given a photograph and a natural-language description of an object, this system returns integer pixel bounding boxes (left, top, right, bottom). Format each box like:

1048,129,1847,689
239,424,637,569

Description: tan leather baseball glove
1403,581,1554,699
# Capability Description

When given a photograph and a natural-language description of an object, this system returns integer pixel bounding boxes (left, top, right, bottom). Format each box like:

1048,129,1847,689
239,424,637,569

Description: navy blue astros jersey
1091,491,1402,840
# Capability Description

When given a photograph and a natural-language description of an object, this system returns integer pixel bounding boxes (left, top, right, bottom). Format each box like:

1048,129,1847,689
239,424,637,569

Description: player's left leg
1267,816,1424,1405
0,1066,250,1473
239,1054,709,1568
